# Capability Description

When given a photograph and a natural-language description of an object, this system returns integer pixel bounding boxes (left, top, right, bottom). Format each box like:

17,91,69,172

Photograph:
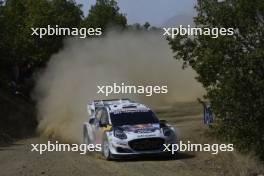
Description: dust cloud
33,30,204,143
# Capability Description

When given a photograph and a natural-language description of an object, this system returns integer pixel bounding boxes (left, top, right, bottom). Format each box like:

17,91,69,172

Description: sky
76,0,196,26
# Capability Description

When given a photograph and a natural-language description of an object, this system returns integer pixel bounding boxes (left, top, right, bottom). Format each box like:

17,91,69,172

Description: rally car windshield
110,110,159,126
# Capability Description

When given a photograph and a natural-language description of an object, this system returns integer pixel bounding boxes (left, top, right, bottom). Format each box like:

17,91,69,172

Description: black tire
83,128,90,145
102,134,113,160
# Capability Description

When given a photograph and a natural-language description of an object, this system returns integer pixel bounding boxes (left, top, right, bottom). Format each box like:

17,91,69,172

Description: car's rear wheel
102,135,113,160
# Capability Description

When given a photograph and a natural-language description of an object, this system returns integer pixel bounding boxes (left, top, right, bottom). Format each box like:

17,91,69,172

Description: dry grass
157,102,264,176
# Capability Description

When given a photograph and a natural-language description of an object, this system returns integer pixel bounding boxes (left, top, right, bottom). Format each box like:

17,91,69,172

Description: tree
143,22,150,30
169,0,264,159
0,0,83,67
127,22,156,31
82,0,127,31
0,0,5,55
0,0,6,74
0,0,83,94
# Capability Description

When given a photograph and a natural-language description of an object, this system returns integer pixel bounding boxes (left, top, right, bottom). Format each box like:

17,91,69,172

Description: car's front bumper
109,136,177,155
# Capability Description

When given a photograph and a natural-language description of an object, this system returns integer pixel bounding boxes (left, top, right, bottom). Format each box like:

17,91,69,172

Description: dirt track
0,103,261,176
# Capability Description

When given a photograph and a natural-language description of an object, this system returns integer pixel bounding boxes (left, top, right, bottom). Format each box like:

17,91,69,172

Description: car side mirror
159,120,168,127
89,118,95,124
160,120,167,124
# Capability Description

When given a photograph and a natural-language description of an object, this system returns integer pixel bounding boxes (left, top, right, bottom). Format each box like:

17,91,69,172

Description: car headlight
114,129,127,139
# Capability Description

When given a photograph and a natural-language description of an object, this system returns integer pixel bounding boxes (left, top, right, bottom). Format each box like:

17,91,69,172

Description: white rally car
83,99,178,160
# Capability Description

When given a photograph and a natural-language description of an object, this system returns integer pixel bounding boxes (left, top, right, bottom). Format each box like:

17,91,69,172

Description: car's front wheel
102,135,113,160
83,128,90,145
